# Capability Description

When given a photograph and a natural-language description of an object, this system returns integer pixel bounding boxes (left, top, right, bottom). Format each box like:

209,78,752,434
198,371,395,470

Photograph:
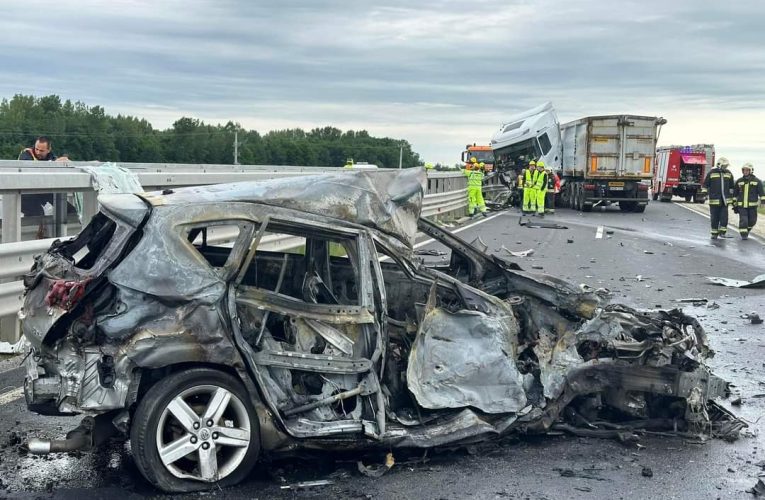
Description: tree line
0,95,422,168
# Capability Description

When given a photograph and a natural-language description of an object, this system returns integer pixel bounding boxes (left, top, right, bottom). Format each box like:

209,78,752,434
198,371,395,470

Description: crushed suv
20,169,739,492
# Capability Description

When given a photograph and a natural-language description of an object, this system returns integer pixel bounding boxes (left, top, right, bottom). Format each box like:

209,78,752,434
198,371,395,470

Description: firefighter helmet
470,157,477,163
528,160,536,166
717,157,730,168
479,162,485,168
536,160,545,168
742,162,753,173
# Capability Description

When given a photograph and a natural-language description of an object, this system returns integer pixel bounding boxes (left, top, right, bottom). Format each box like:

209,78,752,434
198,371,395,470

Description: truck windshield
492,138,541,165
467,150,495,163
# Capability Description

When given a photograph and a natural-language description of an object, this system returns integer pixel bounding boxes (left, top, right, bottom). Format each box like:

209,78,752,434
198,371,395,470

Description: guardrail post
81,191,99,227
0,316,19,343
1,193,22,244
54,193,68,237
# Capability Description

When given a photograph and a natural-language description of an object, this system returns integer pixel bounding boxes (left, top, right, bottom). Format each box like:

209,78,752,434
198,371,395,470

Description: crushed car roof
137,168,427,248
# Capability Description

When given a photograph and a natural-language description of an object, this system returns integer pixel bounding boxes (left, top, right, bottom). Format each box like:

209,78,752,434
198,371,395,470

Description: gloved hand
732,205,739,214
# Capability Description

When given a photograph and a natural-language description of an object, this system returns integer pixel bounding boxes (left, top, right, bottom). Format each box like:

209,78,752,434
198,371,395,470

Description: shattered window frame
235,216,368,309
179,219,255,281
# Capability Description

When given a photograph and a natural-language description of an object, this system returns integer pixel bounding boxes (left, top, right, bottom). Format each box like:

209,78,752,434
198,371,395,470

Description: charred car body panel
20,168,738,491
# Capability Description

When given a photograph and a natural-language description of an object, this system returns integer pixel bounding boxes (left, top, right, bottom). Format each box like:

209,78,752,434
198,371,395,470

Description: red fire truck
653,144,714,203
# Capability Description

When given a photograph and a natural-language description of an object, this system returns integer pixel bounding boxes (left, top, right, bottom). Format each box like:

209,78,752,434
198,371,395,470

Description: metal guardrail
0,162,469,341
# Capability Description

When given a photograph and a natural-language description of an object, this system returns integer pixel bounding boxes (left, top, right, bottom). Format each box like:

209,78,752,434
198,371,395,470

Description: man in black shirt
17,136,70,219
18,136,68,162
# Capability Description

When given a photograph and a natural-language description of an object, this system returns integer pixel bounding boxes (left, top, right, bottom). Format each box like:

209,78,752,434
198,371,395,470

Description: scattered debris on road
554,467,609,482
357,453,395,478
280,480,334,490
676,298,708,304
641,466,653,478
747,478,765,496
501,246,535,258
706,274,765,289
518,216,568,229
745,313,763,325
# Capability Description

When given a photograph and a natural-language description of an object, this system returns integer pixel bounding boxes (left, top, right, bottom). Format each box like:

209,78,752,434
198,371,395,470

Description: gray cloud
1,0,764,165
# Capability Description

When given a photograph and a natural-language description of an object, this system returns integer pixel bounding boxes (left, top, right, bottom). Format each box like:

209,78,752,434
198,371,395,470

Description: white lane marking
413,212,503,249
595,225,604,239
675,203,763,244
0,387,23,405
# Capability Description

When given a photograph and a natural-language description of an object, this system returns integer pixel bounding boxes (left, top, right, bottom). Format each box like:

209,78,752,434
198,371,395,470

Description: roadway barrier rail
0,161,468,340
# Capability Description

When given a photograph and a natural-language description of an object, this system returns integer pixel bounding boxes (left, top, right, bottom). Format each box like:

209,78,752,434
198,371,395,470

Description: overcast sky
2,0,764,167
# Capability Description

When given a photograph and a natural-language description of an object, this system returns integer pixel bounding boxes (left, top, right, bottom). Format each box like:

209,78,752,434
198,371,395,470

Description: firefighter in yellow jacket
534,160,548,216
464,158,487,217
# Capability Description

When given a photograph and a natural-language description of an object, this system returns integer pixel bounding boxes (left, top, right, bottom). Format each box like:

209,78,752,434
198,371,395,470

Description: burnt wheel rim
156,384,251,482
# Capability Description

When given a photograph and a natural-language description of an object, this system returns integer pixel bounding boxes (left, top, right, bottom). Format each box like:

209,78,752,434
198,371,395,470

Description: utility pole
233,130,239,165
398,142,403,169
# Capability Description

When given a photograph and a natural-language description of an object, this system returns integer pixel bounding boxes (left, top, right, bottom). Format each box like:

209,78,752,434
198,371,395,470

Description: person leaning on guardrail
18,136,69,162
17,136,72,229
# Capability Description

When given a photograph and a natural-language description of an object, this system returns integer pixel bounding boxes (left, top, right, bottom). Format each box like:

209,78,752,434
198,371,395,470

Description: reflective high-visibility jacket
523,168,537,188
533,170,547,191
733,174,765,208
703,167,735,205
464,168,484,188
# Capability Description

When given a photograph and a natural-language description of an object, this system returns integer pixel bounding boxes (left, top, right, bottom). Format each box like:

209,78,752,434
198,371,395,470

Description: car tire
130,368,260,493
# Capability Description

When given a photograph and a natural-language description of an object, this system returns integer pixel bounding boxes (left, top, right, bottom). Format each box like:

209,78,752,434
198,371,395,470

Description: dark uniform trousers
739,207,758,235
709,203,729,236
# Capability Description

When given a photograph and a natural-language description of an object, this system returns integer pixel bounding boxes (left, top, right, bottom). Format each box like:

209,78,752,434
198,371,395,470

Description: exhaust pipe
27,416,97,455
28,434,89,454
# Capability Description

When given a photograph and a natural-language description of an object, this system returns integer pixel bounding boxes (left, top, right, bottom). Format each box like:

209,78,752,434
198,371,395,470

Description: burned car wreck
20,168,740,492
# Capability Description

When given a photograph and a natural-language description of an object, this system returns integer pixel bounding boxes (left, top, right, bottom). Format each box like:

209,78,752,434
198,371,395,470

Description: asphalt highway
0,200,764,499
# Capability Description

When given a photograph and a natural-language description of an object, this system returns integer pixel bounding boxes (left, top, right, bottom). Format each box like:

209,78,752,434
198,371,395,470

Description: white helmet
742,162,754,173
717,157,730,168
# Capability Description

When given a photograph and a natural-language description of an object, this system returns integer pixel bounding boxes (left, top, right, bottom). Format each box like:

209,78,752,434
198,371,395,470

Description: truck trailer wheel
619,201,637,212
130,368,261,493
632,204,647,213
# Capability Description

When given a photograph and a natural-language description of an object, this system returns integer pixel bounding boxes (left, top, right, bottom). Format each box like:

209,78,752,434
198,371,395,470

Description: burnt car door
228,216,387,439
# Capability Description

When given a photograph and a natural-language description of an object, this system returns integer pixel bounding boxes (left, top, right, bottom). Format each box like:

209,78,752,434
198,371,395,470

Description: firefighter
732,163,765,240
545,167,560,214
703,157,735,239
344,158,354,169
521,159,538,214
534,160,548,216
464,159,487,217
